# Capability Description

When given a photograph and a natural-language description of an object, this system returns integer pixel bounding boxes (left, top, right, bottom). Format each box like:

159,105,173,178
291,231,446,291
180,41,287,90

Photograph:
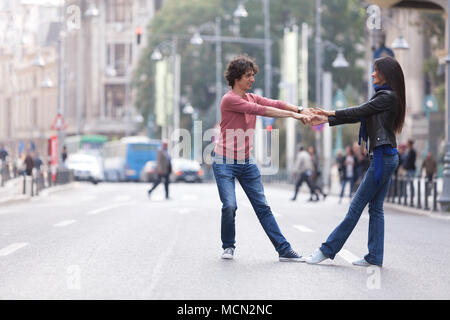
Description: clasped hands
293,108,332,126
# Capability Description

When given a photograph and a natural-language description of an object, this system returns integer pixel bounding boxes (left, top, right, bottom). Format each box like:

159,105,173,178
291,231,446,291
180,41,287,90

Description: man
148,141,172,200
403,139,417,198
0,145,8,162
421,151,437,197
24,151,34,176
291,146,317,201
212,55,312,262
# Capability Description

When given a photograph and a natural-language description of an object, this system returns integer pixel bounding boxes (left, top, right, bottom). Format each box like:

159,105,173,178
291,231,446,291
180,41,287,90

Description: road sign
51,114,67,131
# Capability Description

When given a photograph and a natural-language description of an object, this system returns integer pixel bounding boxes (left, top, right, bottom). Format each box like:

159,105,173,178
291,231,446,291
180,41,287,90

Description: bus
65,135,108,154
103,136,161,182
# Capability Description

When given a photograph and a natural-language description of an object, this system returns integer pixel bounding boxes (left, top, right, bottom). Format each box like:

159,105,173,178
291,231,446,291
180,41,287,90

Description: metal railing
386,175,439,212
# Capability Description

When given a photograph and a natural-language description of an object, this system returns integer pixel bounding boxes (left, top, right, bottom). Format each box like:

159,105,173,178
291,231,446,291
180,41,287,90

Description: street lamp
84,1,99,17
438,0,450,211
151,38,181,143
391,34,409,50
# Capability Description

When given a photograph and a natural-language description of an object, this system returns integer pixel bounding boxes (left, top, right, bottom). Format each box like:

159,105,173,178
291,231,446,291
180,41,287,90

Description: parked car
170,159,204,183
139,160,158,182
66,153,104,184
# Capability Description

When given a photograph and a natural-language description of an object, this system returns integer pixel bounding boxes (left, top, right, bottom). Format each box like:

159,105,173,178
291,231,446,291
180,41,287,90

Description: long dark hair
374,56,406,134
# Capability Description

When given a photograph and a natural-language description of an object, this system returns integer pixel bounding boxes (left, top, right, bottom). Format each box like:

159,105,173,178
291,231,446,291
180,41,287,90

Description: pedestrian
308,146,327,201
62,145,68,164
148,140,172,200
353,147,370,191
24,151,34,176
34,153,43,172
291,146,318,201
305,56,406,267
212,54,312,262
0,144,8,162
338,146,355,204
335,150,345,184
421,151,437,196
403,139,417,198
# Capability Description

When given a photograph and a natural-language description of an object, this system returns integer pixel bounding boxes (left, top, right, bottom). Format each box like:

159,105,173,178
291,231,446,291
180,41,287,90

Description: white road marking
86,201,135,215
182,195,198,201
54,220,76,227
178,208,192,215
0,243,29,256
114,195,132,202
338,249,360,264
293,225,315,233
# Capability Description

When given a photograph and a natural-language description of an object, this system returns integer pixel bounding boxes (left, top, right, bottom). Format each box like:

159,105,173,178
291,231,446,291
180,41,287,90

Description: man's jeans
406,170,416,199
320,153,399,266
212,155,291,255
339,177,355,199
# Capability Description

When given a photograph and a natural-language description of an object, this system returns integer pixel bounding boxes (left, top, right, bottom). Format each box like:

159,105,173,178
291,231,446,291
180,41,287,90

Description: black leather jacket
328,90,399,152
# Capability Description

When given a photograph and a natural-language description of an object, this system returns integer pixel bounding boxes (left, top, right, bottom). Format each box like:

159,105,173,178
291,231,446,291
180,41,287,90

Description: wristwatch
297,106,304,114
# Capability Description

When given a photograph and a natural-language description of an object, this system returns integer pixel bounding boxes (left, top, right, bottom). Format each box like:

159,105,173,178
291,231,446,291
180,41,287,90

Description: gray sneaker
221,248,234,260
305,248,328,264
352,258,372,267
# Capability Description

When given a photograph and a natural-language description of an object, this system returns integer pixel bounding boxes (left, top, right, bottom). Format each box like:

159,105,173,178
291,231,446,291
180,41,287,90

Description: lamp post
151,37,181,143
438,0,450,211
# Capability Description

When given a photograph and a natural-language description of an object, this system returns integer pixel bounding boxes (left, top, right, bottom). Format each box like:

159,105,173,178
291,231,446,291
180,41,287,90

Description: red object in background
266,125,273,132
49,135,58,182
51,113,67,131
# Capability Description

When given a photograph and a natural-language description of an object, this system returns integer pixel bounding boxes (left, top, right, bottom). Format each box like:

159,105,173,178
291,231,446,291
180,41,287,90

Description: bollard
31,175,34,197
22,174,26,195
417,179,422,209
424,179,430,211
403,178,408,206
433,180,438,212
410,178,415,207
398,179,403,205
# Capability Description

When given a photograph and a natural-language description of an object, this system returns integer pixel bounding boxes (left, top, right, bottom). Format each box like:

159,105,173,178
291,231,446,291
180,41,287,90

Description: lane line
53,220,76,227
338,249,360,264
0,243,29,256
293,225,315,233
86,201,135,215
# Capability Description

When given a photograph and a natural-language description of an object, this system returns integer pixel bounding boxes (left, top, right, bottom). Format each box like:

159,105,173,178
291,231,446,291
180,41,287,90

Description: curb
384,202,450,220
0,182,78,206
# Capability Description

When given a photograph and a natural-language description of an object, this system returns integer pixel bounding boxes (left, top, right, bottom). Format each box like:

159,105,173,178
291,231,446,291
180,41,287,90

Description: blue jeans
320,153,399,266
212,155,291,255
339,177,355,199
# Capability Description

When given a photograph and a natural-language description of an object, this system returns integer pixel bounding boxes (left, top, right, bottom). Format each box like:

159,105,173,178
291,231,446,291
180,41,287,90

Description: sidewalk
0,176,78,206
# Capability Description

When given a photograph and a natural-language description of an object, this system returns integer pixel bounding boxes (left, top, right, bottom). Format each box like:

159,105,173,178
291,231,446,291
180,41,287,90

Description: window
106,0,133,23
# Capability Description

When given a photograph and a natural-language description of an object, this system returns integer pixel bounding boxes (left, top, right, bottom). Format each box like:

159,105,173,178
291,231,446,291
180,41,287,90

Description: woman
305,56,406,267
212,55,312,262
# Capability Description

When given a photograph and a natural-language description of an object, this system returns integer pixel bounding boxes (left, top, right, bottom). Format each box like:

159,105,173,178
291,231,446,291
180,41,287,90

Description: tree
134,0,367,143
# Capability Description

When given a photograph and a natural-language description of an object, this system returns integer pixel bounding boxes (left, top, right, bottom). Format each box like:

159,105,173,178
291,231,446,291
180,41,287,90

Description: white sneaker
352,258,372,267
221,248,234,260
305,248,328,264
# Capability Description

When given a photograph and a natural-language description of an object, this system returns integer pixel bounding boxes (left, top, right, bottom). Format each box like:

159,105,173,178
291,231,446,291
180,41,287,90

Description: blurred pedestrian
148,140,172,200
421,151,437,185
24,151,34,176
34,153,43,173
339,146,355,203
403,139,417,197
305,56,406,267
353,147,370,192
308,146,327,201
0,144,8,162
291,146,317,201
62,145,68,164
335,150,345,184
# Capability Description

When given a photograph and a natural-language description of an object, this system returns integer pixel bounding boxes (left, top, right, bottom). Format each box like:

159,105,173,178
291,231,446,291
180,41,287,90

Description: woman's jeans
320,153,399,266
212,156,291,255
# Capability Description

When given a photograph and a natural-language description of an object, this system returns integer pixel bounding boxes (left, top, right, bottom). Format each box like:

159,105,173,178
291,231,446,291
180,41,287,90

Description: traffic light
136,26,142,45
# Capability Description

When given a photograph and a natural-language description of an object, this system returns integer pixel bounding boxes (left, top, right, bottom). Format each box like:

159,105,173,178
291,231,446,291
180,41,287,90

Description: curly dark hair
224,55,259,88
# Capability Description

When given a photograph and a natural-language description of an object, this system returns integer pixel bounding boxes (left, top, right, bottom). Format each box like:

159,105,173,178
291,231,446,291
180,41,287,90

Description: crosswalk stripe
338,249,360,264
0,243,29,256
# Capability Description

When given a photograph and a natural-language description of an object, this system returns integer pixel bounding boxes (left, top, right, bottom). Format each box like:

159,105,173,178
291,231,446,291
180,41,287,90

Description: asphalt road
0,181,449,299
